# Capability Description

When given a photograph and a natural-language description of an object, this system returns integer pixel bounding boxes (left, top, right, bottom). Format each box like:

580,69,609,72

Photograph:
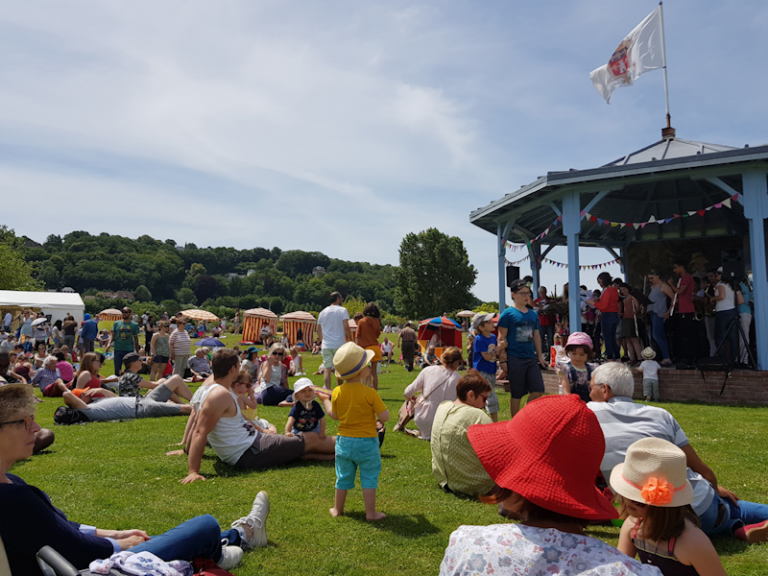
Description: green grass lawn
17,332,768,575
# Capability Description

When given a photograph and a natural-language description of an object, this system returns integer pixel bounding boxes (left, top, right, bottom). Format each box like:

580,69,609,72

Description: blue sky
1,1,765,304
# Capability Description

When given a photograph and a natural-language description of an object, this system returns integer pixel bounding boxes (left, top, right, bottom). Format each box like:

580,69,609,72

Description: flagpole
659,1,675,137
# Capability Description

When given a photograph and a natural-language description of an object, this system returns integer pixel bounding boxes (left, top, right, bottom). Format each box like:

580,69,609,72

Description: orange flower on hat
641,477,673,505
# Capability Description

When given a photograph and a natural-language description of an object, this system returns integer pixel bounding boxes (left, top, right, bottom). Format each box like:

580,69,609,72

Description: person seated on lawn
614,438,727,576
260,324,272,344
285,378,327,438
61,373,194,422
256,344,293,406
33,341,48,369
10,347,34,381
380,337,394,364
188,347,212,382
181,348,336,483
30,355,69,397
311,339,321,355
96,330,110,348
0,383,270,574
52,349,74,387
241,346,261,379
430,370,496,497
588,362,768,543
59,344,73,362
0,351,27,384
289,345,305,376
233,371,276,434
440,395,659,576
423,345,441,367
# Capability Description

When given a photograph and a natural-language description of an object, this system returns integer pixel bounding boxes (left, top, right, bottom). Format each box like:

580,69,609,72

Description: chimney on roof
661,113,676,140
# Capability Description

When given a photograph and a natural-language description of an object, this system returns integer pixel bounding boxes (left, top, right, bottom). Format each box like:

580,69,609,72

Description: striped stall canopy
99,309,123,323
242,308,278,342
280,311,316,347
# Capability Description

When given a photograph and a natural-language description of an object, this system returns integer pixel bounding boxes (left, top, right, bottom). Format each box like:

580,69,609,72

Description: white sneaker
217,545,243,570
231,491,270,549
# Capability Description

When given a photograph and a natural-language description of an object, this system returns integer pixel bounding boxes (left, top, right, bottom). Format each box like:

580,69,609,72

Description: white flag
590,7,664,103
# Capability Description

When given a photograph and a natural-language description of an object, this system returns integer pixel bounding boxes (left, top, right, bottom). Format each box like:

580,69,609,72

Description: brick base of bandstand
503,368,768,405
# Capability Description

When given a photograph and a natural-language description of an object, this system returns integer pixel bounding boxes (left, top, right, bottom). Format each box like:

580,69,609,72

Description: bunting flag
506,194,741,254
504,255,621,271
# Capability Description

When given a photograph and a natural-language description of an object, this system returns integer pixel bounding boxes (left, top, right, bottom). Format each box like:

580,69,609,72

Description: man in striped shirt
169,314,192,378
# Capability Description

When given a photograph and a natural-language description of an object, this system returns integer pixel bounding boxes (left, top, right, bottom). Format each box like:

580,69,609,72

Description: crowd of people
530,264,755,369
0,278,764,576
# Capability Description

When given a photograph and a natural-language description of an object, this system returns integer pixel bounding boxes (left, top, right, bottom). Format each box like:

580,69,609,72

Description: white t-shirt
588,397,714,516
638,359,660,380
3,313,11,326
317,304,350,350
381,341,393,353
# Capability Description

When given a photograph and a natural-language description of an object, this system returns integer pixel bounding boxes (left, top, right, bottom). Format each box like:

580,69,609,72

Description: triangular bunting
648,215,656,223
633,223,640,230
723,199,732,208
697,209,706,217
715,203,722,209
688,211,697,216
597,218,604,225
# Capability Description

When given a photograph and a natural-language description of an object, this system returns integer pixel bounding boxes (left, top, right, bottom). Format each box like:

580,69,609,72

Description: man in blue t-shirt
471,312,500,422
497,279,548,418
105,307,140,376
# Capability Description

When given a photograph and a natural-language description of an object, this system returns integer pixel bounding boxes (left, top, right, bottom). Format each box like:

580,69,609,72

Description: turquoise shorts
335,435,381,490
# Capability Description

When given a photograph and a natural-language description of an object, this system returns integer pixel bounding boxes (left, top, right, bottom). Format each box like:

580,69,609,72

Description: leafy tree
134,284,152,302
395,228,477,319
195,275,221,303
239,295,258,309
176,288,197,305
37,264,61,289
343,295,367,318
269,296,284,314
0,239,42,291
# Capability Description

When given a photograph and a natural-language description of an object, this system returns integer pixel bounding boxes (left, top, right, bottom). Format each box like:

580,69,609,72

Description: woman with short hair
257,343,293,406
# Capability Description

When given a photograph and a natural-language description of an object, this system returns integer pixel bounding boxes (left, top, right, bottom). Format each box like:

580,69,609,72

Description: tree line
1,226,480,321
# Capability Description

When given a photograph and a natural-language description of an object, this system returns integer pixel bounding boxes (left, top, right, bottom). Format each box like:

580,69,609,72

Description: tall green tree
0,227,42,291
395,228,477,319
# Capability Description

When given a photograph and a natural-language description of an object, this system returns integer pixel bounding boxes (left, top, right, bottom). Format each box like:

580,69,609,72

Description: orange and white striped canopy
181,309,220,322
242,308,278,342
280,311,316,347
99,309,123,322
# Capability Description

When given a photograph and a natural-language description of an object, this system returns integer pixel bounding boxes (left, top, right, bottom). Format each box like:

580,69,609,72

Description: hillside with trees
16,230,401,319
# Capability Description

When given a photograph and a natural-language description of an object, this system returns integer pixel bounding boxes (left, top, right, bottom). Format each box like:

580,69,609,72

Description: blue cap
84,314,91,320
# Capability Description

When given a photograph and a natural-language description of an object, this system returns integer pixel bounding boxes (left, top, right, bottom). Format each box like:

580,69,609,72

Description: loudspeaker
721,250,744,280
506,266,520,287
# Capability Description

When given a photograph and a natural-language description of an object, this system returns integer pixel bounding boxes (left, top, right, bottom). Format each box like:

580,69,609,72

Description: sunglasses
0,414,35,430
516,291,532,296
271,351,284,356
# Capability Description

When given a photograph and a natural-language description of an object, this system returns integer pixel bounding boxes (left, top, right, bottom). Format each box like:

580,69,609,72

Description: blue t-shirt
739,282,751,315
497,306,541,359
473,333,498,374
288,400,325,433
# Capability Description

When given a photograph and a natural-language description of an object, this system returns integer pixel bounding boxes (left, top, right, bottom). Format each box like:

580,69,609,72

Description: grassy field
17,332,768,575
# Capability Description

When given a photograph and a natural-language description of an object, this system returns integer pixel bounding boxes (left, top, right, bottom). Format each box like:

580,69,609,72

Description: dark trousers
673,313,696,363
402,341,416,371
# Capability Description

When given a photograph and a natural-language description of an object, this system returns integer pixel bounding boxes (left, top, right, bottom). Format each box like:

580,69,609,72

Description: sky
1,0,766,305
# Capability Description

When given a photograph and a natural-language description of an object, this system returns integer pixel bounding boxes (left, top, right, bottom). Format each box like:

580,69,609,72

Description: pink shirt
57,361,74,383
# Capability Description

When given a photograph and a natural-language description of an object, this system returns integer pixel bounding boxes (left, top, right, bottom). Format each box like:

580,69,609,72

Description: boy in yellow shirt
322,342,390,521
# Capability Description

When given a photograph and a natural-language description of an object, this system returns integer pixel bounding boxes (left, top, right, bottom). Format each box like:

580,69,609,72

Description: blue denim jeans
698,493,768,535
601,312,620,360
650,312,670,360
113,349,131,376
130,514,241,562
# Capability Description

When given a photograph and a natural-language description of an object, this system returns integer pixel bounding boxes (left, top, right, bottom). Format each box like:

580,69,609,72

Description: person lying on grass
0,383,269,574
181,348,335,484
321,342,389,521
115,352,187,403
61,374,193,423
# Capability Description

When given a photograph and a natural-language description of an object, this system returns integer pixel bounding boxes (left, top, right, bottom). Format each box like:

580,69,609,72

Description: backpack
53,406,90,425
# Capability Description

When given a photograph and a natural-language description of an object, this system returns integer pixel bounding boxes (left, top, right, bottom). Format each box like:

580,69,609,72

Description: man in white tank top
181,349,335,485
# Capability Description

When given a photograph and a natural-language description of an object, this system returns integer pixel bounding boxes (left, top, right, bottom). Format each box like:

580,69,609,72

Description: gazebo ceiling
470,138,768,247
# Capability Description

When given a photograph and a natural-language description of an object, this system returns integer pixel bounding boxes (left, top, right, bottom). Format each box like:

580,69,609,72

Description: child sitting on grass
286,378,326,438
614,437,727,576
289,345,305,376
233,371,277,434
637,347,661,402
321,342,389,521
558,332,595,402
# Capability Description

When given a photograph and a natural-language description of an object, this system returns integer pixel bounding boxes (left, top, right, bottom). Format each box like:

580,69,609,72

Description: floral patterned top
440,524,661,576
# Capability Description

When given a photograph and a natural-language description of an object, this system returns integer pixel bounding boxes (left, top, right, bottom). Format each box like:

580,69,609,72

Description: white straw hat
610,437,693,507
641,347,656,360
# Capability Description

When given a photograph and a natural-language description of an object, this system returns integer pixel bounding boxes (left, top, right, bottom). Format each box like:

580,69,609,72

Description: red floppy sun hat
467,394,617,520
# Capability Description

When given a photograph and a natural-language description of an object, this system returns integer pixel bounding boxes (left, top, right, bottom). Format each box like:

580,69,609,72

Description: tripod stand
714,291,755,370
